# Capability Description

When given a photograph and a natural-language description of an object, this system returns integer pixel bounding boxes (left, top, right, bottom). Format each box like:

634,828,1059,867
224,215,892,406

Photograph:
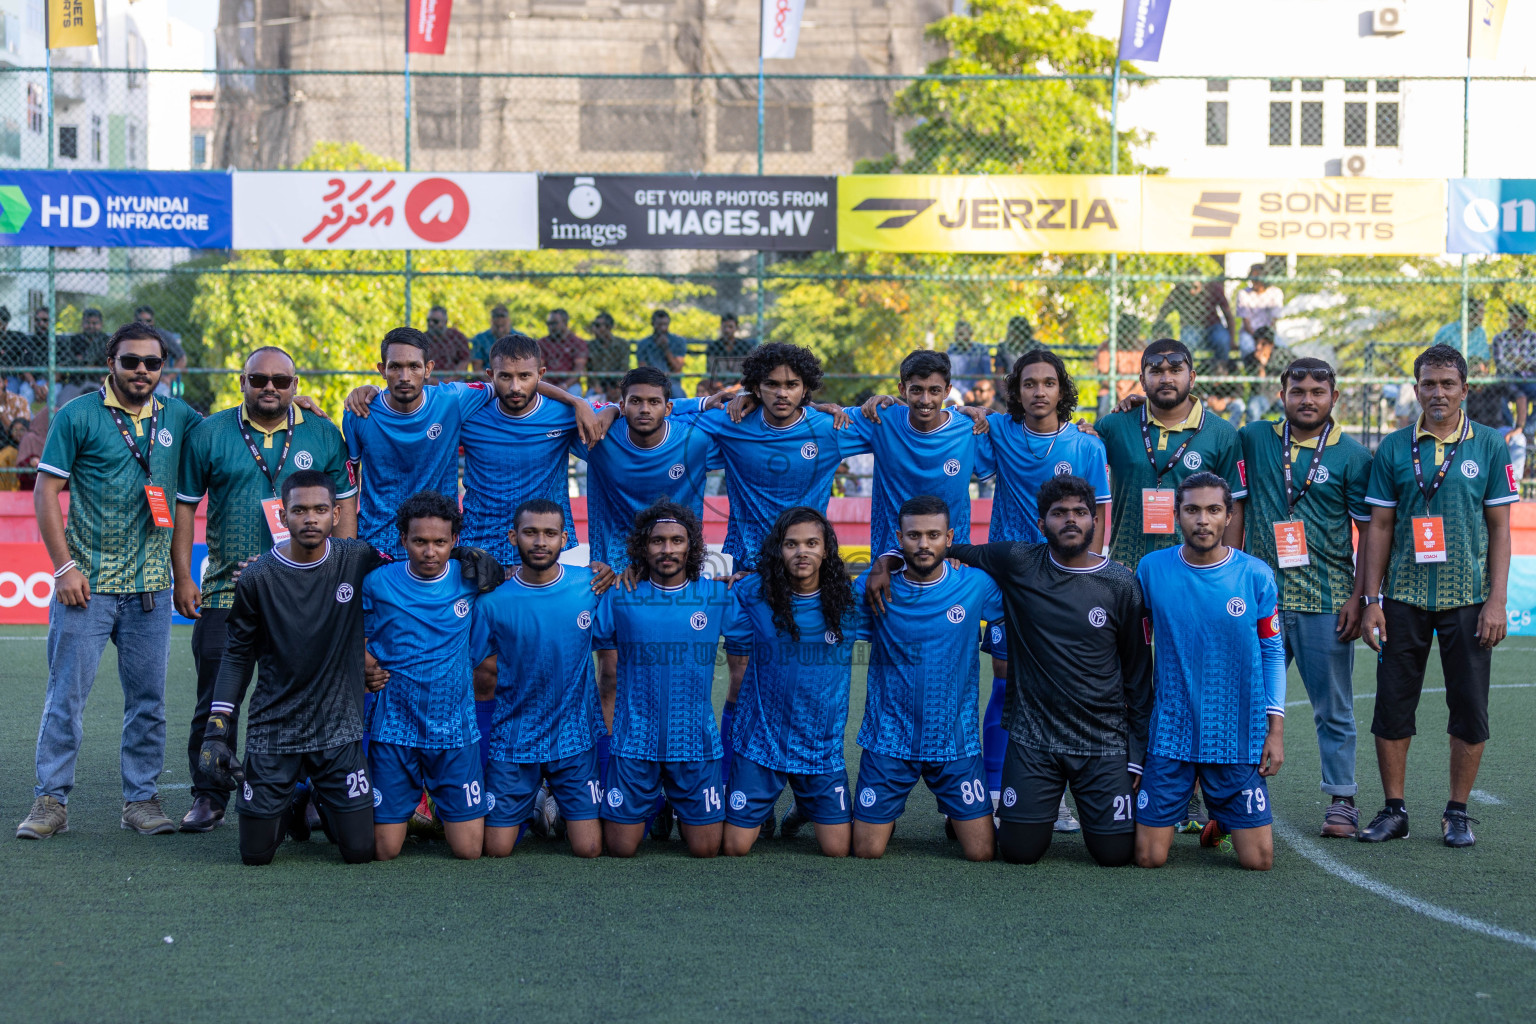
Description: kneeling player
852,496,1001,861
1133,472,1286,872
198,471,501,865
721,508,867,858
594,501,735,858
473,500,609,858
363,491,490,860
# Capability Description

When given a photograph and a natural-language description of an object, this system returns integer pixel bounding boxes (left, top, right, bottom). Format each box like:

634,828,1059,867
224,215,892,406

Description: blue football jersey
581,399,723,572
470,564,606,763
460,393,586,566
361,561,480,749
986,416,1111,543
722,574,869,773
854,564,1003,761
343,382,492,557
840,407,996,555
693,406,872,569
1135,546,1286,764
592,577,738,761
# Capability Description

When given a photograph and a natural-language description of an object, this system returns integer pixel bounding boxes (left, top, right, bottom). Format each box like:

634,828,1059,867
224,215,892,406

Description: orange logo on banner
0,543,56,624
1273,520,1311,569
1142,489,1176,534
1412,515,1447,564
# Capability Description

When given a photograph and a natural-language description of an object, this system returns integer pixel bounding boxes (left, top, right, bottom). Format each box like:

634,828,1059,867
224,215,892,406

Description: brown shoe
1321,799,1359,838
121,797,176,835
179,795,224,833
17,795,68,839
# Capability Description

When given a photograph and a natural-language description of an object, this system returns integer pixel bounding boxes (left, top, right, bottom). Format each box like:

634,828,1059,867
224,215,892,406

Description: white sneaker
531,783,565,840
1053,796,1081,833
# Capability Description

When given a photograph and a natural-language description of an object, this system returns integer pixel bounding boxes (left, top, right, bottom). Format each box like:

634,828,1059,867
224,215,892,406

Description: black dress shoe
1358,806,1409,842
1442,809,1478,848
178,795,225,833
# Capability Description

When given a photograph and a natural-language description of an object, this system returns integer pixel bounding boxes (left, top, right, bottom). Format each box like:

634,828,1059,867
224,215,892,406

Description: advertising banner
837,175,1141,253
48,0,97,49
1141,178,1447,255
1118,0,1172,62
0,542,208,626
407,0,452,54
539,175,836,250
0,171,231,248
232,172,537,250
761,0,808,60
1446,178,1536,254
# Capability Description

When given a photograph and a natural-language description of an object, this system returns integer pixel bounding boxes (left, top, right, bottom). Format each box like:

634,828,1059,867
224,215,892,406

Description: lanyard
102,385,158,485
236,405,294,497
1140,403,1198,487
1409,414,1471,508
1280,419,1332,517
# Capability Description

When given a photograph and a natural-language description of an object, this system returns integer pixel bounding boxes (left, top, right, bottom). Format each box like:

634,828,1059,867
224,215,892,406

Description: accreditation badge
1273,519,1310,569
1412,516,1447,564
260,497,291,544
1141,489,1176,534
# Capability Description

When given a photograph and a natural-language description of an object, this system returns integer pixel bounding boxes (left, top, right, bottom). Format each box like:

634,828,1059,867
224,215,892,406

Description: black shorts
238,741,374,820
998,741,1136,835
1373,599,1491,745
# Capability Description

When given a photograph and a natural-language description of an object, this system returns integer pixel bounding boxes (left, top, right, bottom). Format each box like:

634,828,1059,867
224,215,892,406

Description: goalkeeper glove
198,711,244,790
451,546,506,594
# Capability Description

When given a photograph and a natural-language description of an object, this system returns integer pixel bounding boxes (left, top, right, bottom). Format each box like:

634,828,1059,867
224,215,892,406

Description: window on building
415,76,482,151
127,33,147,89
1344,79,1368,93
717,79,814,153
1376,102,1399,147
579,78,676,153
1206,101,1228,146
192,133,207,167
1269,102,1292,145
1300,102,1323,146
1376,79,1399,93
58,125,78,160
1206,78,1228,92
25,0,42,35
90,115,101,163
1344,102,1368,146
26,83,42,133
1269,79,1293,92
1300,79,1323,92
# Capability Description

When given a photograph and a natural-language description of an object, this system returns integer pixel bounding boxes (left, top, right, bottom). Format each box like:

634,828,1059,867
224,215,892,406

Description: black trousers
1372,599,1491,745
188,608,253,809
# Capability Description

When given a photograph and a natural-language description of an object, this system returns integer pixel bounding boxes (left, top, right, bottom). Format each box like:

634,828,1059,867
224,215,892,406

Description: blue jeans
1180,323,1232,357
34,589,173,803
1281,609,1357,797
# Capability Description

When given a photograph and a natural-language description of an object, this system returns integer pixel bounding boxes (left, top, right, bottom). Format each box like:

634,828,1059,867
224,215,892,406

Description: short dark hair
82,307,102,321
741,342,823,403
593,311,614,326
898,494,951,528
1037,474,1098,521
1414,343,1468,384
620,365,672,397
652,308,670,321
491,304,509,317
721,313,738,325
513,498,565,531
1142,337,1193,368
133,305,154,318
1280,356,1336,390
429,305,447,315
106,322,168,361
1005,349,1078,424
899,349,951,386
626,499,704,582
395,489,462,539
1253,325,1275,344
380,326,429,364
548,308,568,320
1175,470,1232,511
489,331,542,366
281,469,336,507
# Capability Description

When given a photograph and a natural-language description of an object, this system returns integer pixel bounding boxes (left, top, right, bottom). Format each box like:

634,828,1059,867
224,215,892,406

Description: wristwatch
1359,595,1380,608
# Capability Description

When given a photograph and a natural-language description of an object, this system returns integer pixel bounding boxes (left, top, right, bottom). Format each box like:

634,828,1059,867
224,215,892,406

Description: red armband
1258,608,1281,639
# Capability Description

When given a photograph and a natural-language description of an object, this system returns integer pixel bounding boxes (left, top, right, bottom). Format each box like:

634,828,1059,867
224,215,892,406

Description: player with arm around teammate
594,500,737,858
1133,472,1286,872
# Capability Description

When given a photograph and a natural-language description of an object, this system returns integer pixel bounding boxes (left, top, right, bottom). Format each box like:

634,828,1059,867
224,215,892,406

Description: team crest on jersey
668,463,686,480
1226,597,1246,617
1182,451,1203,471
485,792,496,810
824,630,839,644
577,610,592,629
157,428,173,447
1462,459,1479,479
242,782,253,802
800,442,818,460
545,430,564,439
335,583,355,603
990,625,1003,645
689,611,709,631
1001,787,1018,808
1312,464,1329,483
859,788,876,808
946,604,966,624
730,790,747,811
1137,789,1148,810
293,450,314,470
372,788,383,808
1088,606,1107,628
454,598,471,618
426,423,443,440
607,789,624,808
943,458,962,477
1054,461,1072,476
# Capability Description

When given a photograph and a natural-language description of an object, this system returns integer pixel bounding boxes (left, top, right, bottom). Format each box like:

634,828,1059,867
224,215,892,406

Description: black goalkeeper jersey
950,542,1153,770
211,538,385,754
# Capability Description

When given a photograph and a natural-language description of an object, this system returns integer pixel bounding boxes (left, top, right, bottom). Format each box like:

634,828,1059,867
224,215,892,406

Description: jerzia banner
538,175,837,250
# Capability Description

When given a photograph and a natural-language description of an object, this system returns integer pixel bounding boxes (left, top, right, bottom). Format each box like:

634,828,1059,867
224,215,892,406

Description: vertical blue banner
1118,0,1172,61
1447,178,1536,254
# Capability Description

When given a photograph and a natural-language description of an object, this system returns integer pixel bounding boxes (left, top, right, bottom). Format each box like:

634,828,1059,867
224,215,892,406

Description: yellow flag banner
1140,178,1448,255
48,0,97,48
837,175,1142,254
1469,0,1510,60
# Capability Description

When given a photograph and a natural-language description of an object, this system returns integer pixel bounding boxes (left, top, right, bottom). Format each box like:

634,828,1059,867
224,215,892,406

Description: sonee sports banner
539,175,836,250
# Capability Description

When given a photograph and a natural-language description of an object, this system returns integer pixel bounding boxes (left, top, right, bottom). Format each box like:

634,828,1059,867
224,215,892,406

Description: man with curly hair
592,500,737,858
720,507,868,858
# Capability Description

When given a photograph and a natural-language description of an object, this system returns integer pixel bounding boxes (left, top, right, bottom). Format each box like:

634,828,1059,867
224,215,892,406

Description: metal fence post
755,53,766,341
403,38,413,329
45,46,55,416
1459,56,1471,360
1106,59,1122,417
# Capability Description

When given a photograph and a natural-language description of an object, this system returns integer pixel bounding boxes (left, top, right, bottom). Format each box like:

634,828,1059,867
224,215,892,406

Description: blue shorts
1135,753,1273,830
368,741,487,824
483,746,602,828
724,753,851,827
602,756,725,825
853,749,992,824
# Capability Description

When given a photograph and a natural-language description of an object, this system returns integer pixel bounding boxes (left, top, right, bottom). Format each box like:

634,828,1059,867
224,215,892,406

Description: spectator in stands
1096,314,1146,416
14,408,45,489
423,304,472,376
705,314,757,384
1242,326,1293,423
636,308,688,398
469,304,513,373
0,416,24,492
59,308,109,406
1433,297,1490,368
539,307,588,395
1234,263,1285,358
134,306,188,399
1492,301,1536,435
995,315,1037,374
586,311,630,400
947,321,992,383
0,374,28,431
1154,261,1233,365
965,377,1008,415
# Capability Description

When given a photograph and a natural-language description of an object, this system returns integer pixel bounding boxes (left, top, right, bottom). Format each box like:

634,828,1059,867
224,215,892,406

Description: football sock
238,814,284,867
720,701,737,785
982,678,1006,792
1387,798,1407,813
1446,800,1467,814
596,731,611,791
475,699,495,771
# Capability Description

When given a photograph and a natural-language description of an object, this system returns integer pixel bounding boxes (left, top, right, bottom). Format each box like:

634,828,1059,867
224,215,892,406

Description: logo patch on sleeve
1508,464,1520,492
1236,459,1247,487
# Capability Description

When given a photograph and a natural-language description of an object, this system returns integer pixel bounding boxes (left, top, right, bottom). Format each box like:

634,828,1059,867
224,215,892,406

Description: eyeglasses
1142,354,1189,371
246,373,295,390
115,354,164,371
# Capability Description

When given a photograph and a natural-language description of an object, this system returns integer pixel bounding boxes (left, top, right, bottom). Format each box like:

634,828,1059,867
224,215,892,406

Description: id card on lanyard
238,407,295,543
1140,405,1198,534
104,388,173,529
1409,417,1469,565
1274,420,1331,569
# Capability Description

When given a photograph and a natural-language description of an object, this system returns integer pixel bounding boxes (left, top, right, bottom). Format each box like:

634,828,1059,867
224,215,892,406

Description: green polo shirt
1238,419,1373,614
177,404,355,609
1364,414,1519,611
1096,400,1244,571
38,386,202,594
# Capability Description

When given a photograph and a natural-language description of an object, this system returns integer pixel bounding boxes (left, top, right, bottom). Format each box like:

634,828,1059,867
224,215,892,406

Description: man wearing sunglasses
18,322,203,841
170,346,357,833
